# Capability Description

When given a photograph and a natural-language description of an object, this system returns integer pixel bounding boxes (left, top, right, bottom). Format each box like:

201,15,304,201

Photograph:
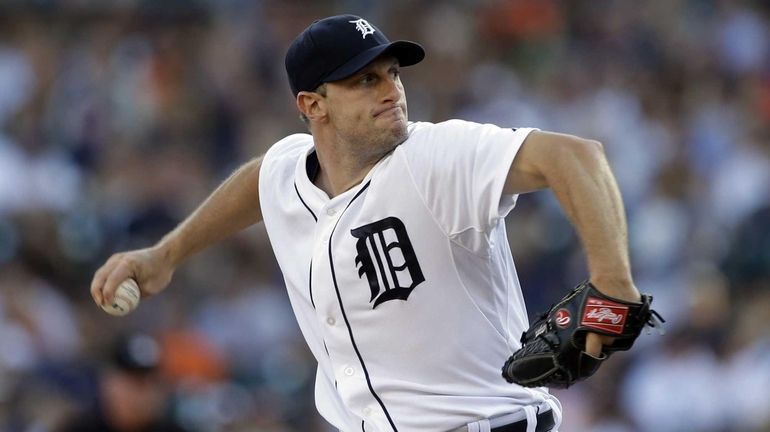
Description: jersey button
326,317,335,325
326,208,337,216
344,366,354,376
363,407,372,416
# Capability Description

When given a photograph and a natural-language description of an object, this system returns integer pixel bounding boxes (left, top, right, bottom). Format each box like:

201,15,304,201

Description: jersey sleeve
402,120,536,238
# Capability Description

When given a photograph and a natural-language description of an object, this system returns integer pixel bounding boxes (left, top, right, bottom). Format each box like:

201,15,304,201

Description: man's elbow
574,137,604,156
563,136,606,167
519,132,608,189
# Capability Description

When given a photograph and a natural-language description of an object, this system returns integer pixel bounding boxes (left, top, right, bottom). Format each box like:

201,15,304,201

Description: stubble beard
344,115,408,165
368,119,408,161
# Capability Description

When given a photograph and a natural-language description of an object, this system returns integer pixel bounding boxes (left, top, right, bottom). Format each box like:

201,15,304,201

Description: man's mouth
374,105,401,117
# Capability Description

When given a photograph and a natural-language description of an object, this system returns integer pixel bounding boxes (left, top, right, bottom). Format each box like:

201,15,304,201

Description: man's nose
380,76,401,102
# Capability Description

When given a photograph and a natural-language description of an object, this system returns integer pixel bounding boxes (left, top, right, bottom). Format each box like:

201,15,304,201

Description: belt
490,409,555,432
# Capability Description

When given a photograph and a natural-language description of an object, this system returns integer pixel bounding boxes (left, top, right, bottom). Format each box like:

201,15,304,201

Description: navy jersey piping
308,261,315,309
327,181,398,431
294,181,317,222
294,181,316,308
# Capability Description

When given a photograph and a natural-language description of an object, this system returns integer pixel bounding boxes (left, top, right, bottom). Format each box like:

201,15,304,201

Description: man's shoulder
264,133,313,164
406,119,527,145
407,119,477,135
402,119,489,151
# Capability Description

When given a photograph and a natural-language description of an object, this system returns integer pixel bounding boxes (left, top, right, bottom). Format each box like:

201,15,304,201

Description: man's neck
312,144,377,198
309,125,405,198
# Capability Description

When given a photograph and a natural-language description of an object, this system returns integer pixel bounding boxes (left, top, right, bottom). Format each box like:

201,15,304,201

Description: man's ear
297,91,327,123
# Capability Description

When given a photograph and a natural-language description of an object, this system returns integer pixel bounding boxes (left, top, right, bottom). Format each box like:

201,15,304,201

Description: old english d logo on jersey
351,217,425,308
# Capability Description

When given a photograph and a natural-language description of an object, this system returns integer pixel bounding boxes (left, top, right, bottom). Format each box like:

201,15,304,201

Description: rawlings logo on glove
582,299,629,332
501,281,664,388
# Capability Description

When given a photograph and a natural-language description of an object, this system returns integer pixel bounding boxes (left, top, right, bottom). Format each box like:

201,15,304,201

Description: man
58,332,186,432
91,15,641,432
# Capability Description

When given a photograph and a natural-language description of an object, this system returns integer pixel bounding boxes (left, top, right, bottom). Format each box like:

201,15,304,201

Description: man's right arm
91,155,264,307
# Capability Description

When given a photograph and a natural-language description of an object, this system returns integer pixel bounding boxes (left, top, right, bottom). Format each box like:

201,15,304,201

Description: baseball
101,278,141,316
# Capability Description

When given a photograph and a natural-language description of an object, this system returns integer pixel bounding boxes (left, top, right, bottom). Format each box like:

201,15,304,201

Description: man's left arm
504,130,641,356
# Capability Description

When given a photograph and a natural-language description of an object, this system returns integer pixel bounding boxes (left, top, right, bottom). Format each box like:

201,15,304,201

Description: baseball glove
502,281,663,388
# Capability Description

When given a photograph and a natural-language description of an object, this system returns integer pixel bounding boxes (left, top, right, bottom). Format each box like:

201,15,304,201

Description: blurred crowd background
0,0,768,431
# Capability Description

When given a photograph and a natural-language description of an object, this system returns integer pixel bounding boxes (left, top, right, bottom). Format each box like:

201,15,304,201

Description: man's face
102,369,166,430
323,56,409,156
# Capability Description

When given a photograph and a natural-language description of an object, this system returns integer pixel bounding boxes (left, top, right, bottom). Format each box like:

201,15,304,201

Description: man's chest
299,179,445,315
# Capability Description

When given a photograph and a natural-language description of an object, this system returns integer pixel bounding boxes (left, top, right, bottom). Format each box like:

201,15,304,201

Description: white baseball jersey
259,120,562,432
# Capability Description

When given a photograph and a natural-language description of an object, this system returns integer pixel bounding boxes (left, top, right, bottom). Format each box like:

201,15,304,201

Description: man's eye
361,74,375,84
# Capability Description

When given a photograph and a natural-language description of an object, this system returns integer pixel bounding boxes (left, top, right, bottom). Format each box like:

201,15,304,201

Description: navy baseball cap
285,15,425,96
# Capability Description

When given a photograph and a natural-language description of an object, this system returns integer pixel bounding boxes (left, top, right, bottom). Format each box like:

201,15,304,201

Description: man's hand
585,278,641,357
502,281,662,388
585,333,613,358
91,246,175,308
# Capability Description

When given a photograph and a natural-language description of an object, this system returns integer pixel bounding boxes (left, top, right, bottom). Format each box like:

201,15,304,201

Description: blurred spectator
0,263,81,372
57,332,187,432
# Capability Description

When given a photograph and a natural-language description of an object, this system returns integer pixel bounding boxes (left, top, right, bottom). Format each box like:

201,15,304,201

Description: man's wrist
589,274,640,302
153,237,183,270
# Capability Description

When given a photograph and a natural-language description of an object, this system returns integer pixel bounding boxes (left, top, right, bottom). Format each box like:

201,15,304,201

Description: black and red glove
502,281,664,388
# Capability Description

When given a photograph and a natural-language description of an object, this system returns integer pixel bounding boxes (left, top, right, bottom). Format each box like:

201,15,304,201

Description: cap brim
324,40,424,83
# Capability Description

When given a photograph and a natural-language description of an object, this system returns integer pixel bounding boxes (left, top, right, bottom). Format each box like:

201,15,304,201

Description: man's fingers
90,270,105,306
585,333,602,357
91,254,123,306
585,333,614,358
91,253,137,307
92,248,168,310
102,261,134,306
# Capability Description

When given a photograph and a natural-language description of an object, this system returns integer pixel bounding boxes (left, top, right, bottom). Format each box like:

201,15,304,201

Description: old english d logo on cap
349,18,376,38
285,14,425,96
